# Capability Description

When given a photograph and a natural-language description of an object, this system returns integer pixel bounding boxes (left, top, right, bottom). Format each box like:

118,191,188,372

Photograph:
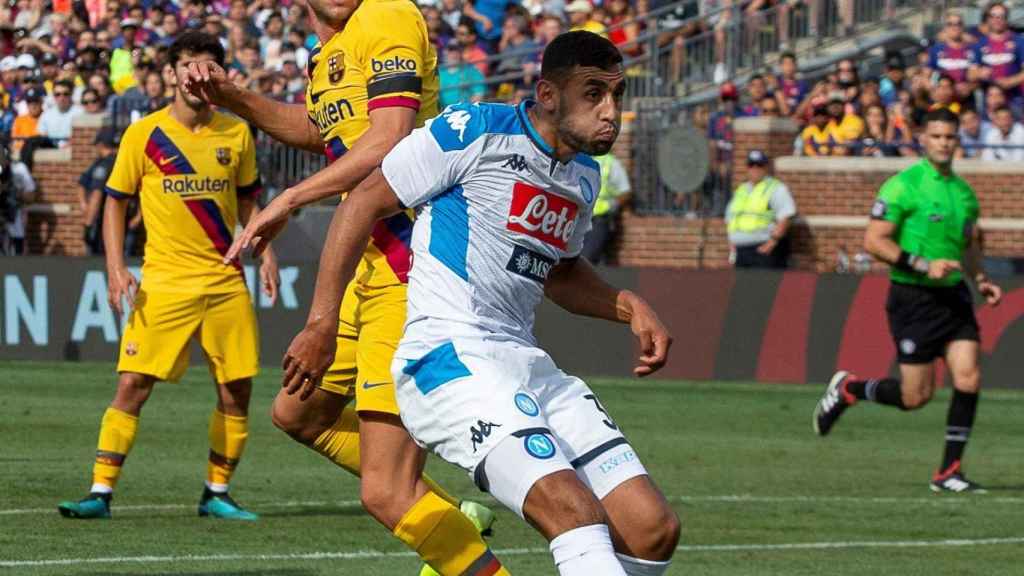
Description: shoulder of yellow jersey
119,107,168,145
210,110,252,137
351,0,425,29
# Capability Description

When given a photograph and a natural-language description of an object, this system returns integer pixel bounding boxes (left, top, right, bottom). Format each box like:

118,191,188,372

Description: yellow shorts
320,282,406,415
118,288,259,384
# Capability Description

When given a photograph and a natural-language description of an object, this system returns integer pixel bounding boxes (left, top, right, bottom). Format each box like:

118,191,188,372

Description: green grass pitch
1,361,1022,575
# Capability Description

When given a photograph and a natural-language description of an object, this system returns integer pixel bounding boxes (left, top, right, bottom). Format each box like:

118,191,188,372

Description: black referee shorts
886,281,980,364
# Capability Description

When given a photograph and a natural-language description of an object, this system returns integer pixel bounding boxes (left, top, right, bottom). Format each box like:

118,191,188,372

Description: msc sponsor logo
507,182,579,250
597,448,637,475
371,56,417,74
162,177,231,195
311,98,355,133
506,244,554,283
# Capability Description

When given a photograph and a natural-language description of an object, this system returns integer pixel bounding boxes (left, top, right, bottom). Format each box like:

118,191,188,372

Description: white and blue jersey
381,99,601,353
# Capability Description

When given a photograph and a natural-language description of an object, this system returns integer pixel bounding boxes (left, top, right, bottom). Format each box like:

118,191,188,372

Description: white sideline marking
5,494,1023,516
3,538,1024,567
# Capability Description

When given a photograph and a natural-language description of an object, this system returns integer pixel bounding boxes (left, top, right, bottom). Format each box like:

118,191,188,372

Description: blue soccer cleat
198,488,259,521
57,493,112,519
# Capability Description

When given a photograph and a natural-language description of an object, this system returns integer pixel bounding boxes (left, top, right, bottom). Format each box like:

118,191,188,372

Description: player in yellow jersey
183,1,509,574
57,31,280,521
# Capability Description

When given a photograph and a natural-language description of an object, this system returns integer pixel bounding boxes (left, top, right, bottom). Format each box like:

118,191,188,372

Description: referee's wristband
895,250,930,275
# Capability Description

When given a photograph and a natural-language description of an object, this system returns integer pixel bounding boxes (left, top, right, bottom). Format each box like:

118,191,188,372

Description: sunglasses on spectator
54,91,72,97
83,98,99,104
946,20,962,27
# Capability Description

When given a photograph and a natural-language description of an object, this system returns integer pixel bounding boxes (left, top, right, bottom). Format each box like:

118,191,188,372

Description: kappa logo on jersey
507,182,579,250
502,154,528,172
469,419,502,453
443,108,472,141
371,56,417,74
506,244,555,283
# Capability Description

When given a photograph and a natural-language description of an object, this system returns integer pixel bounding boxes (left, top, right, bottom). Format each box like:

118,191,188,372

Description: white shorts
393,338,646,501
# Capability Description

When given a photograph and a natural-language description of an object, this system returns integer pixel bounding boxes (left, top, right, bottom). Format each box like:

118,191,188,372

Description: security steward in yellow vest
725,150,796,268
581,153,632,264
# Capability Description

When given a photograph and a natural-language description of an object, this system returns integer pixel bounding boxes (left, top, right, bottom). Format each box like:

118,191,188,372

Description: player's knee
952,367,980,393
523,471,608,539
219,379,252,415
113,372,154,413
903,388,933,409
270,395,320,445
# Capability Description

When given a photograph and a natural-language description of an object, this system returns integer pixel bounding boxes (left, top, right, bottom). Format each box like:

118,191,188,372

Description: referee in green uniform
813,108,1002,493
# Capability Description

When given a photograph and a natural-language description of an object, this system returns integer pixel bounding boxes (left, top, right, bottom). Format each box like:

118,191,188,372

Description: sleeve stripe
237,177,263,197
368,96,421,112
367,75,423,99
104,185,133,199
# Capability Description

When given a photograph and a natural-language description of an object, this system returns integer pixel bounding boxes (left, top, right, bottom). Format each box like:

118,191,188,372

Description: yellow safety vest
594,154,619,217
727,177,778,234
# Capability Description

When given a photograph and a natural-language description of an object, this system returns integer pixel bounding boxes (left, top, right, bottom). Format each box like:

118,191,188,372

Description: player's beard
556,95,619,156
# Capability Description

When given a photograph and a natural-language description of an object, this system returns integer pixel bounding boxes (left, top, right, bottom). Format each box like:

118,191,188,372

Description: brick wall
614,120,1024,270
25,114,104,255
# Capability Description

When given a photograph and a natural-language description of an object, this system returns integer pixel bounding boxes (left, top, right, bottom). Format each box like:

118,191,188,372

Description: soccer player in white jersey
284,31,680,575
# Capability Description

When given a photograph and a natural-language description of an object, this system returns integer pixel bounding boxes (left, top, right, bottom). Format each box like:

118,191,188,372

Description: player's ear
535,78,558,113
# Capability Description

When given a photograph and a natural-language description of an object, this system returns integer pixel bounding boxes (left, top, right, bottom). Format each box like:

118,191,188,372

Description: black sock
845,378,905,409
940,390,979,472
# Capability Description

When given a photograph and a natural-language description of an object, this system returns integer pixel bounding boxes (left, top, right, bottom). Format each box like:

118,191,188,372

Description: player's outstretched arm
281,169,404,398
963,226,1002,307
545,258,672,376
102,196,138,317
181,61,322,153
223,107,417,262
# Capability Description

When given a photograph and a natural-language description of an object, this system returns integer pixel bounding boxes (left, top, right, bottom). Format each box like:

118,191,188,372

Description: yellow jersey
105,107,262,294
305,0,439,288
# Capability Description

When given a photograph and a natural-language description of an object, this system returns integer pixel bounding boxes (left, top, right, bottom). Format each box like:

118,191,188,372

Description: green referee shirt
871,159,979,287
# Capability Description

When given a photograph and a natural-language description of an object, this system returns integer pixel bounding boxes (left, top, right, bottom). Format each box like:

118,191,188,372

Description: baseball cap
565,0,593,14
885,53,905,70
0,56,17,72
94,128,118,147
23,86,44,102
747,149,769,166
120,17,140,29
15,53,37,70
40,53,58,66
719,81,738,100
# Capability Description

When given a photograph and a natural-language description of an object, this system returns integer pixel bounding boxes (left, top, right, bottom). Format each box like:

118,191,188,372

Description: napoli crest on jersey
216,147,231,165
328,51,345,84
580,176,595,204
514,392,540,416
524,433,555,459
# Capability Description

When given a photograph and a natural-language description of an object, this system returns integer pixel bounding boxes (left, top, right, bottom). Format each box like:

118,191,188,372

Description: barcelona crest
216,147,231,165
328,51,345,84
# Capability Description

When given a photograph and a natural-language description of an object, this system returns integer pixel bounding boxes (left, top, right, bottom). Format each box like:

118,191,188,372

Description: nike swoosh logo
159,155,179,166
362,382,390,390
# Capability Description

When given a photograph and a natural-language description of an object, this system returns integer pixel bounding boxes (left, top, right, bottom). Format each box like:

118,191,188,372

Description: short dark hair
780,51,796,63
993,105,1013,116
924,107,960,129
540,31,623,85
54,79,73,92
985,1,1009,20
168,30,226,68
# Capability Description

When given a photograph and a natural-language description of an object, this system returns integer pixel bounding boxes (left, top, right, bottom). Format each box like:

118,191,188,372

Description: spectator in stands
971,2,1024,112
929,10,973,92
708,82,737,186
958,108,989,159
827,92,863,144
462,0,518,51
759,95,780,117
439,38,486,108
157,12,180,47
80,88,103,115
929,74,961,114
260,12,286,68
982,105,1024,161
11,86,43,155
0,56,19,104
582,152,631,265
37,79,80,145
606,0,640,56
78,127,118,255
494,13,539,100
726,149,796,269
110,19,139,94
535,13,564,50
142,69,168,113
857,103,899,157
801,104,841,156
456,19,489,76
982,83,1009,123
0,140,36,255
775,51,806,117
566,0,607,37
441,0,463,32
879,53,906,107
740,74,768,117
